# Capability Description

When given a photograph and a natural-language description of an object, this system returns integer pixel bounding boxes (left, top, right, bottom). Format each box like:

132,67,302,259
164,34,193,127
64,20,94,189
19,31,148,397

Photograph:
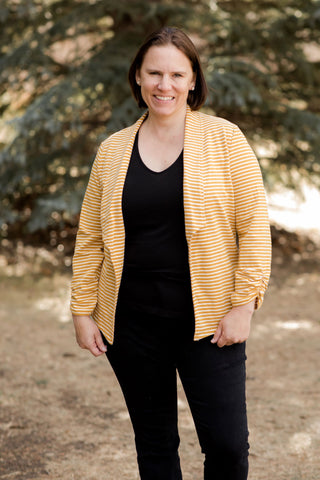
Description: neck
143,106,187,141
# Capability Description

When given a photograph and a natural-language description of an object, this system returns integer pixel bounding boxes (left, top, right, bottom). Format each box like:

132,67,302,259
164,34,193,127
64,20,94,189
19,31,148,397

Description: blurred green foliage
0,0,320,233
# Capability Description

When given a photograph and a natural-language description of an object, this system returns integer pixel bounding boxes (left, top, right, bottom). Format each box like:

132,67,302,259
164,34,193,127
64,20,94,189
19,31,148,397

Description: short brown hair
128,26,207,110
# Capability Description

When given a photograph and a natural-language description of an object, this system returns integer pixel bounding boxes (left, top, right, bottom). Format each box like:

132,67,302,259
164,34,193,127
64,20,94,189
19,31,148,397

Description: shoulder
99,111,147,149
93,113,146,165
187,109,254,158
187,108,240,141
197,111,253,150
99,123,138,151
196,110,237,135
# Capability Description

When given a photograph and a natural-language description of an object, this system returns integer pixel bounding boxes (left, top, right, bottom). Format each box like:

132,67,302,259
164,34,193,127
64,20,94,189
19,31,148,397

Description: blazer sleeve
229,126,272,309
70,145,105,315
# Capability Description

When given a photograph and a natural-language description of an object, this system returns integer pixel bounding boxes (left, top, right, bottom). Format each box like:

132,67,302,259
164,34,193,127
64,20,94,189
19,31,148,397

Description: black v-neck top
116,132,194,318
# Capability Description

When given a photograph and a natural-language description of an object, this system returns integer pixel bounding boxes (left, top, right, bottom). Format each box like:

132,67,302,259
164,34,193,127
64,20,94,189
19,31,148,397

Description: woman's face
136,44,196,120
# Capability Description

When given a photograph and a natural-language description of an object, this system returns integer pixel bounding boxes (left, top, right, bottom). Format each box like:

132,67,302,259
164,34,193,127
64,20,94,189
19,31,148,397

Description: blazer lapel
104,112,148,287
183,107,206,244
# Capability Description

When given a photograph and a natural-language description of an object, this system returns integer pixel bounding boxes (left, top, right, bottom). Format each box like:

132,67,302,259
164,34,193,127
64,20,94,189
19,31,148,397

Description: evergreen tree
0,0,319,233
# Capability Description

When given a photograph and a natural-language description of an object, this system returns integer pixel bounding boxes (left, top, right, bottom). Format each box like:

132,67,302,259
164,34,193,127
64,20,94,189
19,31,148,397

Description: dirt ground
0,232,319,480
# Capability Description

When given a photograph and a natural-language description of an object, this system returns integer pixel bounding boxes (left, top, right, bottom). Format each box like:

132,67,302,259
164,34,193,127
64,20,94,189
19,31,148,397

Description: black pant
103,306,249,480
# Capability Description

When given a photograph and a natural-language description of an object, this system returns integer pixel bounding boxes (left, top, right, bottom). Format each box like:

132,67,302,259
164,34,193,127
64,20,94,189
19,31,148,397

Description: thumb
211,322,222,344
95,330,107,353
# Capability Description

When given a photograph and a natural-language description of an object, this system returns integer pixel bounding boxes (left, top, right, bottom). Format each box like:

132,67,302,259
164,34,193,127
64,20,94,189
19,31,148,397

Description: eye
149,71,160,75
173,73,183,78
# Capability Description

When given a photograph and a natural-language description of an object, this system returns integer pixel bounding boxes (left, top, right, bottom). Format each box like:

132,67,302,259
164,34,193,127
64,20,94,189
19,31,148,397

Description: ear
135,70,141,86
190,72,196,90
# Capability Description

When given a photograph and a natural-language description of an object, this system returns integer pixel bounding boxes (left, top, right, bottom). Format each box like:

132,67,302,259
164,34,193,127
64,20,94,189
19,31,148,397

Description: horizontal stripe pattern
71,107,271,343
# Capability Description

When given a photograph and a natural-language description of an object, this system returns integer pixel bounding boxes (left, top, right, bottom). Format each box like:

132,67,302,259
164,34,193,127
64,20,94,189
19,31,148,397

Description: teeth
155,96,173,100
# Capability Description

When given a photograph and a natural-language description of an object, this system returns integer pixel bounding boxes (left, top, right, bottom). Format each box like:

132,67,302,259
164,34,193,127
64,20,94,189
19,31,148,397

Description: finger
211,323,222,344
89,341,106,357
95,331,107,353
217,335,227,348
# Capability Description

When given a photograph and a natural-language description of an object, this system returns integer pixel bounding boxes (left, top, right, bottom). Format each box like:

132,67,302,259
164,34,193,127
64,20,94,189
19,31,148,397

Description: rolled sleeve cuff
231,269,269,310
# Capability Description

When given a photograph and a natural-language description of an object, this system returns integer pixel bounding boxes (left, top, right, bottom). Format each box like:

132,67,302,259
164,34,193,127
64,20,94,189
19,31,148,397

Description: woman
71,26,271,480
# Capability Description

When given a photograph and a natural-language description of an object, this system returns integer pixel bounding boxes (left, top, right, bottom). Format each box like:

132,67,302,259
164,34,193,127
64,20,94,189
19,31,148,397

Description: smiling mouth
154,95,174,101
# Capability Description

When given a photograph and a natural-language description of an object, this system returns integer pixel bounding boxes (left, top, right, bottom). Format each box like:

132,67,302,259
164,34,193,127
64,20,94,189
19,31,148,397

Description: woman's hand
72,315,107,357
211,300,255,348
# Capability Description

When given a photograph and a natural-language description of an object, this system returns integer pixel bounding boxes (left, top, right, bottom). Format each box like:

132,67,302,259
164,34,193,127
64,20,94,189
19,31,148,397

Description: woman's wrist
72,314,92,322
233,300,255,315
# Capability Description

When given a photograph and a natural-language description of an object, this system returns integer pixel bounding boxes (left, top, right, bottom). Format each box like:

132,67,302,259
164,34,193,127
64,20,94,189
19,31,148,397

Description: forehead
141,44,193,70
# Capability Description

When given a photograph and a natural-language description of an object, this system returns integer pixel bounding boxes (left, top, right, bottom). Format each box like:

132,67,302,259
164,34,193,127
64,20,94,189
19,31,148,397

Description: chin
149,102,184,117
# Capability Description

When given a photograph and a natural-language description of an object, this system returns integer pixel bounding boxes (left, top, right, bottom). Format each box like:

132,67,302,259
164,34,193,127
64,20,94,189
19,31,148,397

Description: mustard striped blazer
70,106,271,344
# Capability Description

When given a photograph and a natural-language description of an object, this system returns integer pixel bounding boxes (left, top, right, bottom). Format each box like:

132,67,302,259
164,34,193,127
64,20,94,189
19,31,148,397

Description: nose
158,74,171,90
